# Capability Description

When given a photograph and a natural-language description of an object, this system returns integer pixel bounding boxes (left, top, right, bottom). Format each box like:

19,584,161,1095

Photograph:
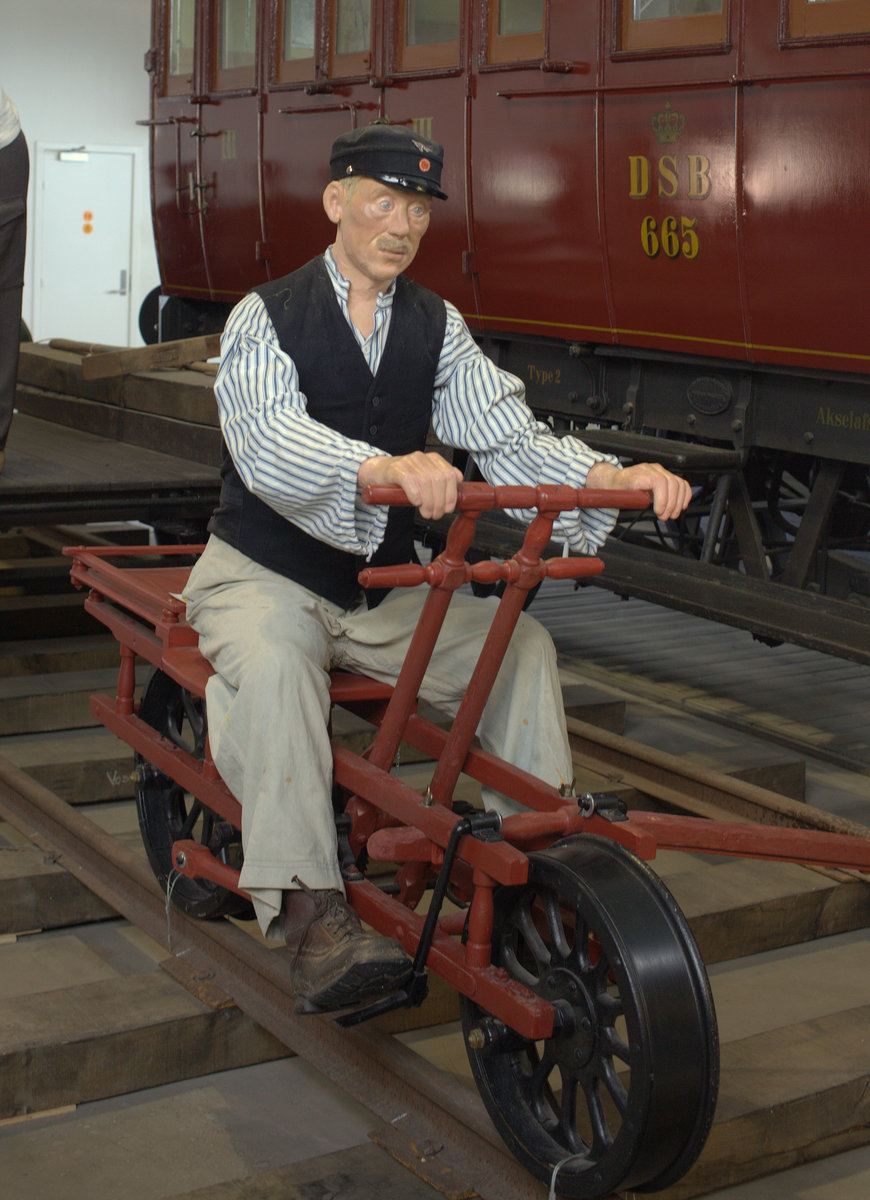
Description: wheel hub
540,966,598,1070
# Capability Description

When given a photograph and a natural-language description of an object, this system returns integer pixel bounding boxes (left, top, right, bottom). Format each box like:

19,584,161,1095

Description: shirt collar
323,247,396,312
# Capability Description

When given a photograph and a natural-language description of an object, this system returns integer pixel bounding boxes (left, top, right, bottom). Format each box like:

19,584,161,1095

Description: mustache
377,236,412,254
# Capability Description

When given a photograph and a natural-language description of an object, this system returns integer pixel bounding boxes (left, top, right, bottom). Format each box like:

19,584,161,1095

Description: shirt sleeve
431,303,621,554
213,292,388,557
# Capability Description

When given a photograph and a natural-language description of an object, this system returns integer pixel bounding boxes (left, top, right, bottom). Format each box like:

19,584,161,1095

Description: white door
33,145,135,346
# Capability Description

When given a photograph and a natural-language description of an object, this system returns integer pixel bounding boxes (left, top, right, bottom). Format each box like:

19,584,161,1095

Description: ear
323,180,344,226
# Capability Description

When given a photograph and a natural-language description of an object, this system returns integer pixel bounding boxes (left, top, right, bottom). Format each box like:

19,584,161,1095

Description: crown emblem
651,102,686,145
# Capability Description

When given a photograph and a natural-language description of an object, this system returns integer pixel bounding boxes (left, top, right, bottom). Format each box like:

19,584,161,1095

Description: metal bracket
579,792,629,822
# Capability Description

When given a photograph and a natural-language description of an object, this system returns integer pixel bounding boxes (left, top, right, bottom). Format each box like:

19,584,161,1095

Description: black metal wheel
135,669,253,920
460,835,718,1198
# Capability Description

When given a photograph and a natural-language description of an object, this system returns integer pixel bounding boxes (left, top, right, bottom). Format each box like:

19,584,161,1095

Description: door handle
106,269,128,296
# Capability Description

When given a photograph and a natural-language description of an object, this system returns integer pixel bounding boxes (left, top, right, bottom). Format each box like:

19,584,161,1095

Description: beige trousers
183,536,573,938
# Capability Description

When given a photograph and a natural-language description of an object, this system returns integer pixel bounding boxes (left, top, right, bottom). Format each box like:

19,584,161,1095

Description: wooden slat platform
0,414,219,528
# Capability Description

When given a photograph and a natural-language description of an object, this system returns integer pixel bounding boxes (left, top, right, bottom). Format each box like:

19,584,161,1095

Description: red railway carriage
142,0,870,663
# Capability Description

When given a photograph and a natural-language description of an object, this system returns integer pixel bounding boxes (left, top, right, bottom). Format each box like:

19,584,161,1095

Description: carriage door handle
106,270,128,296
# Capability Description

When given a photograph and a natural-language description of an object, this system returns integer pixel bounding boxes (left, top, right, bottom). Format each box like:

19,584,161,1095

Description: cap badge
419,157,431,173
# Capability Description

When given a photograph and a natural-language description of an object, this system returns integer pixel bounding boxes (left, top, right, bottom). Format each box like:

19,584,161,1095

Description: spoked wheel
135,669,253,920
460,835,718,1198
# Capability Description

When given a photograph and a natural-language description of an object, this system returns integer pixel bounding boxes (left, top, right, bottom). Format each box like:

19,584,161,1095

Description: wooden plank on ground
14,388,222,466
169,1140,446,1200
16,344,220,424
0,634,118,679
0,728,137,803
653,848,870,961
0,666,148,736
0,963,287,1119
0,837,116,933
123,368,220,424
79,335,221,380
562,682,625,734
0,593,93,640
660,930,870,1198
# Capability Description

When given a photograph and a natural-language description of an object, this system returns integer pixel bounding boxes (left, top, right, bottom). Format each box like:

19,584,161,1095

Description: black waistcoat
208,256,447,608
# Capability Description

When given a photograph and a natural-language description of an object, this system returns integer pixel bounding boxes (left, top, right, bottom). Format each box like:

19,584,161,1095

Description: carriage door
262,2,400,281
197,0,269,300
381,3,477,317
469,0,611,384
148,0,210,303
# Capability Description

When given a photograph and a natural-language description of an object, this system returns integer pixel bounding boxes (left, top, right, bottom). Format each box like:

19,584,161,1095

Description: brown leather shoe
284,880,412,1012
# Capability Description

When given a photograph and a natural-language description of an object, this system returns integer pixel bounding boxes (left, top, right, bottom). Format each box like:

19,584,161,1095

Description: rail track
0,754,547,1200
1,524,870,1198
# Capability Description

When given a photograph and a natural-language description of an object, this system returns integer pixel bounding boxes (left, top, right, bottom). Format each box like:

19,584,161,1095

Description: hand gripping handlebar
358,481,651,590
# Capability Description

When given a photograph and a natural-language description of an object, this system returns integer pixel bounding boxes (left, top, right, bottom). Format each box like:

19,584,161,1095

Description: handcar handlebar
361,481,651,513
358,554,605,590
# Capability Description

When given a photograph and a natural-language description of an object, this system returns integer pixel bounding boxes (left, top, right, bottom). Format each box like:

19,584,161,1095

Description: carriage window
284,0,315,60
214,0,257,89
329,0,371,75
488,0,545,62
164,0,196,95
398,0,461,71
621,0,727,51
278,0,316,80
789,0,870,37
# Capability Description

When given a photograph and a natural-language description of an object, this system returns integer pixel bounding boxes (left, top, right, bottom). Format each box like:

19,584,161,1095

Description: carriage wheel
460,835,718,1198
135,669,253,920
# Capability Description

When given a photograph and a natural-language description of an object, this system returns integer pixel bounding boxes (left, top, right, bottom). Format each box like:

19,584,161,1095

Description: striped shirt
214,248,619,559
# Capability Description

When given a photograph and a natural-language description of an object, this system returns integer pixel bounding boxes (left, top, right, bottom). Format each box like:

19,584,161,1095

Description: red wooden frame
65,483,870,1040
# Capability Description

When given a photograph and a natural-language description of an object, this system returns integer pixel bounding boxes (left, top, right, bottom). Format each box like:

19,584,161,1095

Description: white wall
2,0,159,346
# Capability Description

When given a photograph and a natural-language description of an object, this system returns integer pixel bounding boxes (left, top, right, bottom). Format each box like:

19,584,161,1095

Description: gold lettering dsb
687,155,712,199
630,154,711,260
629,156,650,199
657,156,679,199
629,155,712,201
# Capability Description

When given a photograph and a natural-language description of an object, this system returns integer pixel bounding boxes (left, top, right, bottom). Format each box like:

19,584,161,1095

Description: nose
388,202,412,235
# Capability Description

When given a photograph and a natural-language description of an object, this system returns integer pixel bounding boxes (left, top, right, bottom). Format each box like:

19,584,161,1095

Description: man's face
325,177,432,292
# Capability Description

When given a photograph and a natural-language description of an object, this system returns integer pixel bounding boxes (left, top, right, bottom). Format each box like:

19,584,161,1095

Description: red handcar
66,483,870,1197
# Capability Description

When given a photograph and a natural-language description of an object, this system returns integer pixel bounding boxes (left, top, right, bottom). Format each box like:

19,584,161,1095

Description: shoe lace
293,876,359,939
